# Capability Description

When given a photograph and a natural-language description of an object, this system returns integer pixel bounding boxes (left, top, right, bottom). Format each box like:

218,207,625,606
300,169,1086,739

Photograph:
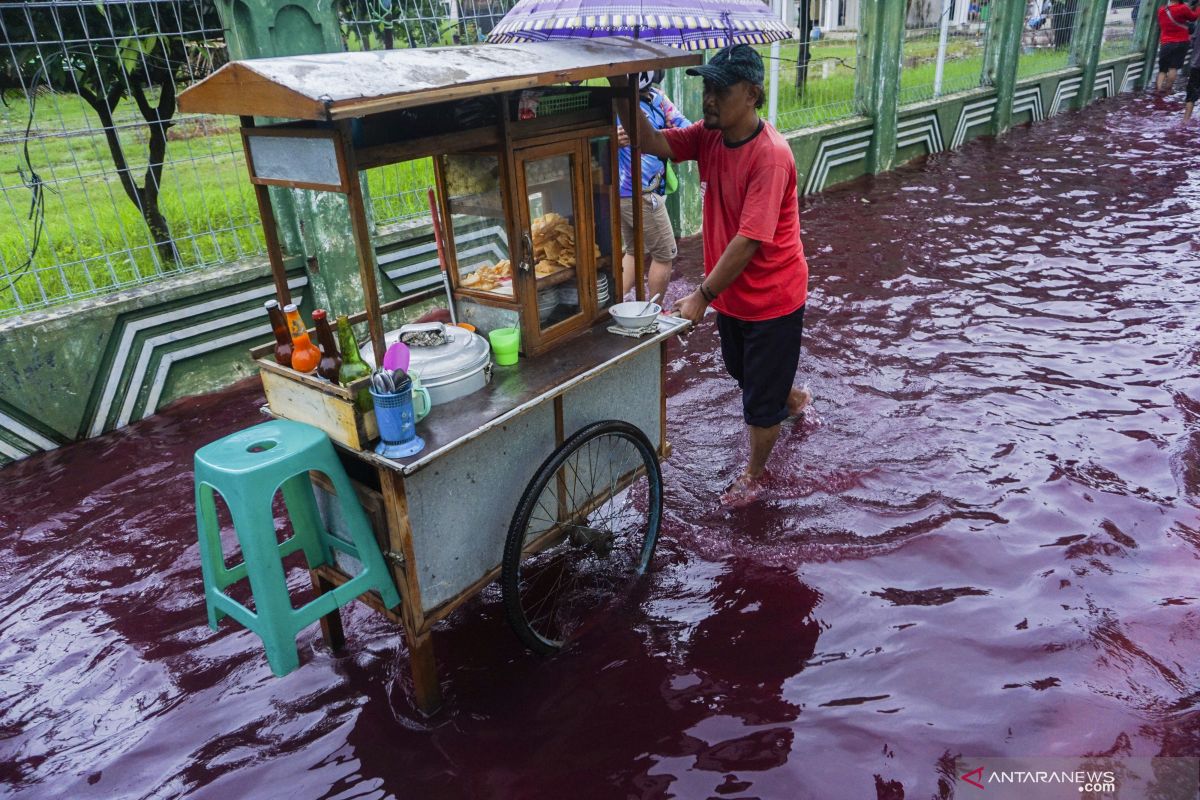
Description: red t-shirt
662,120,808,322
1159,3,1198,44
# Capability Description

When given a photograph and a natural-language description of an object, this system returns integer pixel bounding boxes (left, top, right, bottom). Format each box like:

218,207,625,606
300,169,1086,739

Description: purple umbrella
487,0,790,50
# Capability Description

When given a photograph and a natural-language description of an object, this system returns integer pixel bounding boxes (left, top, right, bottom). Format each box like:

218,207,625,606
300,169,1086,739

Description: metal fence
0,0,518,318
0,0,258,317
1017,0,1088,77
766,34,861,131
1099,5,1138,60
899,20,989,106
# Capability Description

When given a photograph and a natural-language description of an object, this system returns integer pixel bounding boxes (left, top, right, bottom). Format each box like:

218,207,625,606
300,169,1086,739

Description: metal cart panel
406,402,557,612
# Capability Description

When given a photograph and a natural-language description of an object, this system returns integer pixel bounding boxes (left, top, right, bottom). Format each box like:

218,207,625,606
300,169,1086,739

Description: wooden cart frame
179,39,700,713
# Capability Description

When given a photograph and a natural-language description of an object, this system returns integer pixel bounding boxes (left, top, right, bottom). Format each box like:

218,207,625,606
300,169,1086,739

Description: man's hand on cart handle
672,287,709,326
616,124,630,147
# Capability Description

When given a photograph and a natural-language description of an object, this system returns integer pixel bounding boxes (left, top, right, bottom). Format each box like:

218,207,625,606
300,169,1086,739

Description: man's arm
674,235,761,324
610,79,675,160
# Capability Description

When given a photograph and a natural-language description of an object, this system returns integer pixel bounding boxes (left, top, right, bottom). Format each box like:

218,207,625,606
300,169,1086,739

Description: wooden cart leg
309,569,346,652
408,629,443,715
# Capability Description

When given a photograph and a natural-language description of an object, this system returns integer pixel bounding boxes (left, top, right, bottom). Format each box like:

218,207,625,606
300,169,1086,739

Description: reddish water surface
4,95,1200,799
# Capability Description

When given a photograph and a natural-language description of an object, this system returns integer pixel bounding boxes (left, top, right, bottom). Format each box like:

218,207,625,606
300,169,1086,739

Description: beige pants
620,194,678,263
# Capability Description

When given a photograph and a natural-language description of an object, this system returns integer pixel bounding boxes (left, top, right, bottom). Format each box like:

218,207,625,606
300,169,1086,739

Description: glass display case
436,126,616,356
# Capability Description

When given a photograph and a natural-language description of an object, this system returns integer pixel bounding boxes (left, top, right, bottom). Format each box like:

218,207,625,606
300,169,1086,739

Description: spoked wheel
501,420,663,654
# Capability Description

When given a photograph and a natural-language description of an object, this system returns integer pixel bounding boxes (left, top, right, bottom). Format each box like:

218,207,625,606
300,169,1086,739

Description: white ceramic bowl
609,301,661,329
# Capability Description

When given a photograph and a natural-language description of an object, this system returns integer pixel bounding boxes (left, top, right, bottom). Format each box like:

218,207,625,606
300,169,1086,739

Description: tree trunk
131,78,180,268
80,77,181,270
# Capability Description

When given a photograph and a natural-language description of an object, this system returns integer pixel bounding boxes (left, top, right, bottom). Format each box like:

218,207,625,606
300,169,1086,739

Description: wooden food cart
178,39,700,713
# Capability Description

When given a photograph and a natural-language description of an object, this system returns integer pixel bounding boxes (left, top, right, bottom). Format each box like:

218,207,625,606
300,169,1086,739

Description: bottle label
289,317,305,338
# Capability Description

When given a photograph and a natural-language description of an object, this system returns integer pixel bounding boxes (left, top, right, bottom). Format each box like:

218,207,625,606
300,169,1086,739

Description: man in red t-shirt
1157,1,1199,92
618,44,810,506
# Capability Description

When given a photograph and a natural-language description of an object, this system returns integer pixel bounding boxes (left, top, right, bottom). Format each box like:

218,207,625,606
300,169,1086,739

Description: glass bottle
312,309,342,383
263,299,293,367
283,303,320,374
336,315,374,412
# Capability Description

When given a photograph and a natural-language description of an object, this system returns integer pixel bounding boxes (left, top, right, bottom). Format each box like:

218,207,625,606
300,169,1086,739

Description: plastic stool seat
194,419,401,676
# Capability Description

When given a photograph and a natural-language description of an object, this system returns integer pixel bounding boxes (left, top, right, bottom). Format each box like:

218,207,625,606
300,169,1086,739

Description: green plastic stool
193,419,401,676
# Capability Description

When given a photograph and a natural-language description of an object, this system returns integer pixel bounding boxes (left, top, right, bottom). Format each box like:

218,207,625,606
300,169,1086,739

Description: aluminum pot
360,323,493,406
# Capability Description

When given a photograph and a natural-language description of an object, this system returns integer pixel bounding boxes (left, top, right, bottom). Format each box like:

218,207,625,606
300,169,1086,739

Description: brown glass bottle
263,299,293,367
311,309,342,383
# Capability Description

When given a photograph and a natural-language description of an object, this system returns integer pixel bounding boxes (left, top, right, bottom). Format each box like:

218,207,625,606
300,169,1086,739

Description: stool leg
195,483,228,630
280,473,332,569
309,568,346,653
329,471,402,609
230,499,302,676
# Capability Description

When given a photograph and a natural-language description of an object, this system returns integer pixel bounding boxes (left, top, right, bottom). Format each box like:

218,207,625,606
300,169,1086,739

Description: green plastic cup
488,326,520,366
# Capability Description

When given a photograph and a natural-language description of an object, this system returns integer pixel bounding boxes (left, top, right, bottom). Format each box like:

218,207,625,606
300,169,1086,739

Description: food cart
178,38,701,713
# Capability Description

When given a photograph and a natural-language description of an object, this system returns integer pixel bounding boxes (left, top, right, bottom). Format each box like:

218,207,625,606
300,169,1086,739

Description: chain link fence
1017,0,1088,77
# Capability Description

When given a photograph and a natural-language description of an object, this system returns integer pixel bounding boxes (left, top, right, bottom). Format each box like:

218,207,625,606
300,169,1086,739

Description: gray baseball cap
685,43,765,88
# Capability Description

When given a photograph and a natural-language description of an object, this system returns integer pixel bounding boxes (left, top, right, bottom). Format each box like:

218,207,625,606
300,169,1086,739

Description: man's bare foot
786,385,813,418
720,472,765,508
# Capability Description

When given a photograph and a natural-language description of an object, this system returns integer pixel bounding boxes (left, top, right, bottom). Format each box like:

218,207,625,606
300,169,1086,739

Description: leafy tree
1,1,221,268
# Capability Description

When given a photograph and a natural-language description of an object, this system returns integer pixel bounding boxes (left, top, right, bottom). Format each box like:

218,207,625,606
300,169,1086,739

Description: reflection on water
3,96,1200,798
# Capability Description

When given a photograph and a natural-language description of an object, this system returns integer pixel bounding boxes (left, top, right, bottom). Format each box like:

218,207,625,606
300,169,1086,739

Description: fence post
1137,0,1166,89
214,0,390,317
855,0,906,174
934,0,952,97
984,0,1026,136
1072,0,1114,109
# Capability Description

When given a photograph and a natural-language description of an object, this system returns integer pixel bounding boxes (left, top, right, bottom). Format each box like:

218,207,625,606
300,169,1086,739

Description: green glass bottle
336,315,374,412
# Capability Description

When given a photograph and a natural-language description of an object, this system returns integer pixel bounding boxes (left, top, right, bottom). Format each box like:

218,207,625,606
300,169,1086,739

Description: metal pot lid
361,324,491,383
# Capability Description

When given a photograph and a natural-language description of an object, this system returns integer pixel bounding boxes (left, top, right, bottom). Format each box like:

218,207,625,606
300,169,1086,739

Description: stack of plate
553,275,613,309
596,274,612,307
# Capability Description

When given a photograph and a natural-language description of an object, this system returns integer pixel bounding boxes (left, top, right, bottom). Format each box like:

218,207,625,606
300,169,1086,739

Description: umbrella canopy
487,0,791,50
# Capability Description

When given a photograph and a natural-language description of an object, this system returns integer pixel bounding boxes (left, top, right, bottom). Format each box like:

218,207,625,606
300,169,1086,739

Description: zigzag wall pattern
1094,66,1117,99
87,275,309,438
1049,76,1084,117
1012,85,1045,121
952,97,998,149
803,128,873,195
1121,60,1144,93
897,113,944,155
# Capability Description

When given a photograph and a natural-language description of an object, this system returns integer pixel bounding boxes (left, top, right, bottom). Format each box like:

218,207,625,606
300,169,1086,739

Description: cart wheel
501,420,663,654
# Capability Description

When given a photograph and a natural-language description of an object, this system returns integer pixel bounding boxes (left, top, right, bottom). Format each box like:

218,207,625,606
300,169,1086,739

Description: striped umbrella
487,0,790,50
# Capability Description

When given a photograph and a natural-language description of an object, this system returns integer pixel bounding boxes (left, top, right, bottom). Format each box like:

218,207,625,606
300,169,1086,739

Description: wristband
699,284,717,303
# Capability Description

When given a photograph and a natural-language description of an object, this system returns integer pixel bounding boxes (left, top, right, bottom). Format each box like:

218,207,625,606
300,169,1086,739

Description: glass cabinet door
518,146,588,337
589,135,616,314
440,153,513,299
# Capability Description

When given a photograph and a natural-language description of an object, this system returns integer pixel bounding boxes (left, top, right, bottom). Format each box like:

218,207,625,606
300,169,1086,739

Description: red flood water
3,95,1200,799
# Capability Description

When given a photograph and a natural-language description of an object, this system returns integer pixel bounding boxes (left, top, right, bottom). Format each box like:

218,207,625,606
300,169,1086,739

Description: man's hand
616,124,630,147
673,288,709,326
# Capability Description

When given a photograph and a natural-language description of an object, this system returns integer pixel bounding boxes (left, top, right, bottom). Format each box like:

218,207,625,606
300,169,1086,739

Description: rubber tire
501,420,663,655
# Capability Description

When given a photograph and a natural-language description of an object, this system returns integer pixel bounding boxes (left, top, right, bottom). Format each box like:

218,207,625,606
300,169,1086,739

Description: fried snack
535,260,562,277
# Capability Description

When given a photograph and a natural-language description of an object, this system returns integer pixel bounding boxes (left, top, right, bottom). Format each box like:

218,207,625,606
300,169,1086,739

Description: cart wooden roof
177,37,701,122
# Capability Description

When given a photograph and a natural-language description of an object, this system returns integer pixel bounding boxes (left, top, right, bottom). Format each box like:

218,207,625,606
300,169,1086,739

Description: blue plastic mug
370,383,425,458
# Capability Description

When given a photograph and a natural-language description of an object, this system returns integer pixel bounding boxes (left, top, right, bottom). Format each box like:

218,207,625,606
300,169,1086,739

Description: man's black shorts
1187,65,1200,102
717,304,805,428
1161,41,1188,72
